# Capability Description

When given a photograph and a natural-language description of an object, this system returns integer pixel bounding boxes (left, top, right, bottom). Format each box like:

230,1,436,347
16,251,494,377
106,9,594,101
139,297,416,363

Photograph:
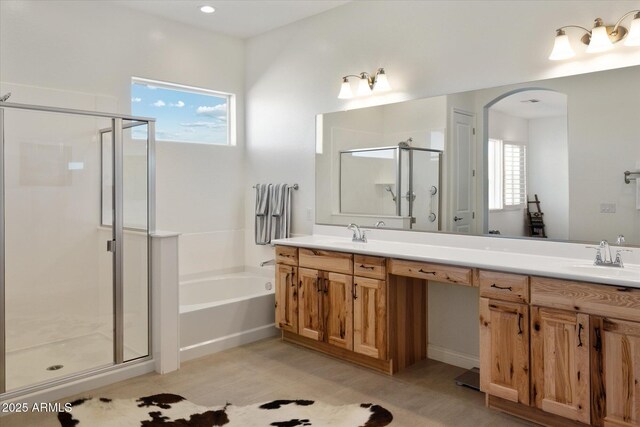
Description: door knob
453,216,463,222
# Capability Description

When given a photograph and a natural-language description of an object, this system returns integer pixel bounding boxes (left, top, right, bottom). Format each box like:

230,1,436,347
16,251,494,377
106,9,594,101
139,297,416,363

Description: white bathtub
179,272,278,362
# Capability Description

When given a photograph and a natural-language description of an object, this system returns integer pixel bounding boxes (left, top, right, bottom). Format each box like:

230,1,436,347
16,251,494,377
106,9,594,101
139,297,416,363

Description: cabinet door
275,264,298,333
592,317,640,427
531,307,590,423
479,298,530,405
353,276,387,360
298,268,323,341
322,272,353,350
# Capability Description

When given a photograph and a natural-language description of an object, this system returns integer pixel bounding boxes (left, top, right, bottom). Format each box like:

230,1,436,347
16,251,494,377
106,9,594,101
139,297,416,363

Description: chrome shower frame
0,102,156,398
339,145,443,229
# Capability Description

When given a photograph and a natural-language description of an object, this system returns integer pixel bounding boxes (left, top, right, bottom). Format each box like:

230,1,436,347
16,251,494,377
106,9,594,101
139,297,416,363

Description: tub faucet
347,223,367,243
260,259,275,267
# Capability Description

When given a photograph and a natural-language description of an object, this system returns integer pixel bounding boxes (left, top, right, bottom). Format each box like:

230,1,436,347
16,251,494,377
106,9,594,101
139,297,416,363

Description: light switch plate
600,203,616,213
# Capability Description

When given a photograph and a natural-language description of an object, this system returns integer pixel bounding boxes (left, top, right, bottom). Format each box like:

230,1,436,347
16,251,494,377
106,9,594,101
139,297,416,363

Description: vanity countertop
272,235,640,288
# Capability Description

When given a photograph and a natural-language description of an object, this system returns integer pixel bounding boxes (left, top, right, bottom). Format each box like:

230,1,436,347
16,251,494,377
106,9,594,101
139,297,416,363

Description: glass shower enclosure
340,146,443,231
0,102,155,396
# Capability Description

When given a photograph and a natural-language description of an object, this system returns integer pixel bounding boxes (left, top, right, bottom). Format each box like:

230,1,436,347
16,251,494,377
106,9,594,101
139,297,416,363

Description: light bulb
549,30,575,60
338,78,353,99
357,75,372,96
625,13,640,46
587,22,614,53
200,5,215,14
373,69,391,92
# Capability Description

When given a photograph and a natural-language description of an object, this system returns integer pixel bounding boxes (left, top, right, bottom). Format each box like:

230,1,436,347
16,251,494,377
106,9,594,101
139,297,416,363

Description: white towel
254,184,272,245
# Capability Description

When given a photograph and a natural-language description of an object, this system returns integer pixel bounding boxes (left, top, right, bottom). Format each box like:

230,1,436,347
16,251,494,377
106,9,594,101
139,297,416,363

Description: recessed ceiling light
200,5,215,14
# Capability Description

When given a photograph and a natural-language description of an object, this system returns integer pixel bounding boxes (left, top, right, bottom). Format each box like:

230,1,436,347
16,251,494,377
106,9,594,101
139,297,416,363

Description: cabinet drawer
299,248,353,275
276,245,298,266
479,270,529,303
354,255,386,280
388,259,473,286
531,276,640,322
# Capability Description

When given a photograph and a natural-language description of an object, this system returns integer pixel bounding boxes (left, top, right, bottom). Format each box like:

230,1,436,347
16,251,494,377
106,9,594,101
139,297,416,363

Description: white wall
0,1,247,280
244,1,640,363
529,116,569,240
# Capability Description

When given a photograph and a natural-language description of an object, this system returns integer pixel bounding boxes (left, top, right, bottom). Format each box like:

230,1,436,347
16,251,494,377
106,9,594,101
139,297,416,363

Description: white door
451,110,475,233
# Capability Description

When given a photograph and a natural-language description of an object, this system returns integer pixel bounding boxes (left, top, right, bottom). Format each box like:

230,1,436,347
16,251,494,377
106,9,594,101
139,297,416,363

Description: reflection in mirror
487,90,568,240
316,65,640,246
340,146,442,230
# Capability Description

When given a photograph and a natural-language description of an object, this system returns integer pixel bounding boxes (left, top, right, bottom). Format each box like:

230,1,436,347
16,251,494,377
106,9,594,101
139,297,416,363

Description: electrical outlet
600,203,616,214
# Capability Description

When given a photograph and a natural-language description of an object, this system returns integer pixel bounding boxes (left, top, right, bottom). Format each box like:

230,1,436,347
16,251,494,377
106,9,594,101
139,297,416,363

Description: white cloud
179,121,225,129
170,100,185,108
153,100,166,107
131,97,142,103
196,104,227,117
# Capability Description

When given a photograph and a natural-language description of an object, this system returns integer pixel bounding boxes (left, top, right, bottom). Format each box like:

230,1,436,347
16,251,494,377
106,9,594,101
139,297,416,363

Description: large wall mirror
316,65,640,246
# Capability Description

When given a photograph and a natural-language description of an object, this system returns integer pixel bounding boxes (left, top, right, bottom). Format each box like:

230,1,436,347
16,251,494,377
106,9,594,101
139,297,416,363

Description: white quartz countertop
272,235,640,289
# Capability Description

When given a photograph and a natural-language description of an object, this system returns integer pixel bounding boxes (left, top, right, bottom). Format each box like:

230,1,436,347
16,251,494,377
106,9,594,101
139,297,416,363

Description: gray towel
254,184,271,245
270,183,291,241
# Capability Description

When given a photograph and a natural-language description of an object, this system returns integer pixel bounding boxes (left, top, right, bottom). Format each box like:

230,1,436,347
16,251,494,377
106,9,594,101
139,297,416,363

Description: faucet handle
614,249,631,267
616,235,625,245
586,246,603,264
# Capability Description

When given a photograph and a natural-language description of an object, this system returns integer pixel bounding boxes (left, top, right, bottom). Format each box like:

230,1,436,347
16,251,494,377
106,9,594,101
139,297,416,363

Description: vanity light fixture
338,68,391,99
550,10,640,60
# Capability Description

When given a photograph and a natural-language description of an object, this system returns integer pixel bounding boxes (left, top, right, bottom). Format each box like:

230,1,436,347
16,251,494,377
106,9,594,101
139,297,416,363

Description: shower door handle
107,239,116,253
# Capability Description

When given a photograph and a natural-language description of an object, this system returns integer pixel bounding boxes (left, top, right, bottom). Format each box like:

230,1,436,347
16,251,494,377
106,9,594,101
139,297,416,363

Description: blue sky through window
131,81,229,144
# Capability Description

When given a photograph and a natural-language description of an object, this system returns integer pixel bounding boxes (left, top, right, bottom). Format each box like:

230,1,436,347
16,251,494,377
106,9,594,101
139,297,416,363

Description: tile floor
2,337,533,426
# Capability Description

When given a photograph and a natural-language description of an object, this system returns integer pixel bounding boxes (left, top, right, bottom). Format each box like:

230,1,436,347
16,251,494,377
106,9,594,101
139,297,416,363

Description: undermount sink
315,239,363,247
568,263,640,280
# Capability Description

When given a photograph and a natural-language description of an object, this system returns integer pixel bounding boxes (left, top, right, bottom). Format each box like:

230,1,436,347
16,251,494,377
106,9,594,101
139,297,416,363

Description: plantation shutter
503,143,526,207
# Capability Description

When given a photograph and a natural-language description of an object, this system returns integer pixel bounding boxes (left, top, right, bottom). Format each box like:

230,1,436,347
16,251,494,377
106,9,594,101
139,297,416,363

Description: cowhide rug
57,393,393,426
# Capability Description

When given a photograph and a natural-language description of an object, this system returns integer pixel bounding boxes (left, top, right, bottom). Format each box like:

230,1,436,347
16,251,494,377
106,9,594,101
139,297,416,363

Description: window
131,78,235,145
488,139,526,210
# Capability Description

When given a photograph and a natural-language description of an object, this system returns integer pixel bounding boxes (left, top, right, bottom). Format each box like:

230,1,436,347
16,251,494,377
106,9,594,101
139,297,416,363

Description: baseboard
180,324,279,363
427,344,479,370
0,360,155,411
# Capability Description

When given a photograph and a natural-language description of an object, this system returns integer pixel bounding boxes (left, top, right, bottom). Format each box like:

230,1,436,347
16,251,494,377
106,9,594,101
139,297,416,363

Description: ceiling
490,90,567,120
119,0,350,39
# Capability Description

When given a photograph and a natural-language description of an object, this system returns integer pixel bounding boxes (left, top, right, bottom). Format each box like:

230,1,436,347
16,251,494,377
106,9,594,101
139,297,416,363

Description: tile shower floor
5,333,115,391
3,337,534,427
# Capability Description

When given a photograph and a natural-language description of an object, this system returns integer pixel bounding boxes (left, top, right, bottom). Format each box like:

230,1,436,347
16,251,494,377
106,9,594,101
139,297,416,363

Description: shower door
0,105,152,395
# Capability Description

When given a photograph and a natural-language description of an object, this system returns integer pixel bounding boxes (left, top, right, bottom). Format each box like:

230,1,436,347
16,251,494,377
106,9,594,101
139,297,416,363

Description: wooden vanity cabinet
530,307,591,424
296,249,353,346
297,249,355,351
479,269,531,405
479,297,530,405
353,276,387,359
322,271,354,350
275,263,298,334
297,267,324,341
591,316,640,427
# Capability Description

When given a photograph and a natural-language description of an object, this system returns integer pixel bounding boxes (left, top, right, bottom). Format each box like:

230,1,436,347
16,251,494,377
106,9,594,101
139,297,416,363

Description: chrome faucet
347,223,367,243
587,239,630,268
375,221,386,228
599,240,612,264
